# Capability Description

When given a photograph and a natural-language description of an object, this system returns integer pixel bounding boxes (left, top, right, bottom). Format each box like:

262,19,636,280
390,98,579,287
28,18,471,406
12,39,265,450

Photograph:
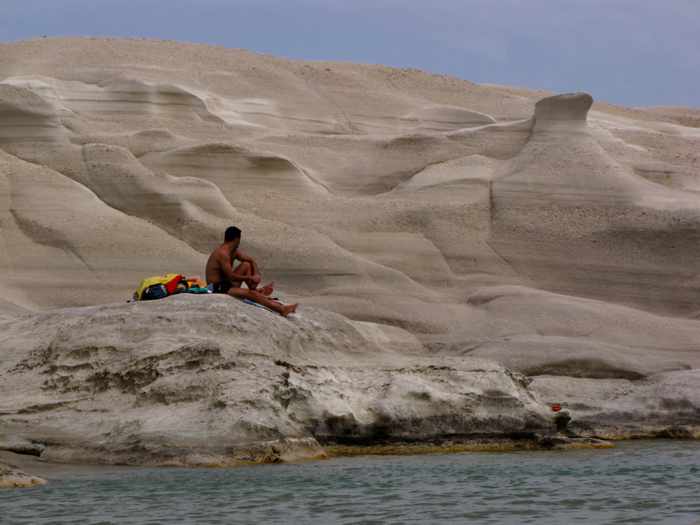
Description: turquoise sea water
1,441,699,525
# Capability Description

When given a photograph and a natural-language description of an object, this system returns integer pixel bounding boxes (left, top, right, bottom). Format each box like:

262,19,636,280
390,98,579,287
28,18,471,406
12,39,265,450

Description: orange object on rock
186,276,206,289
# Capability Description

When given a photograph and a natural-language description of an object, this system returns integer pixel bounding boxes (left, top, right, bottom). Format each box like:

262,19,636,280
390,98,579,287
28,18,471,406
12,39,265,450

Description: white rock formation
0,38,699,466
0,461,46,488
0,295,555,465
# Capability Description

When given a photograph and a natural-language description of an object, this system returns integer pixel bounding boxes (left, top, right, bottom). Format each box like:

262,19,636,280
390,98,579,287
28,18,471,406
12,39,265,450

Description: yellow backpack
133,273,186,301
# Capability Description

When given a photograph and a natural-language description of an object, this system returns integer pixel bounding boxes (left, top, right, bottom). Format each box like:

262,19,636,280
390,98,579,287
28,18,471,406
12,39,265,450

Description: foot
259,282,275,296
280,303,298,317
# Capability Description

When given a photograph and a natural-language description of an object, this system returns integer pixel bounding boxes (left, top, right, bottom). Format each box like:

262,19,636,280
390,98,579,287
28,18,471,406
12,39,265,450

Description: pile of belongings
133,274,210,301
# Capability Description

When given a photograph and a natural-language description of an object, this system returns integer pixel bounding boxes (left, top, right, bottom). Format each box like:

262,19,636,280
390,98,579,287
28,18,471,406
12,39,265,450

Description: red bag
164,274,185,295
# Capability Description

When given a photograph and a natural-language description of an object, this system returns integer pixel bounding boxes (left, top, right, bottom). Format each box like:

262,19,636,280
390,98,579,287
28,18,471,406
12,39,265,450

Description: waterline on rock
1,441,699,525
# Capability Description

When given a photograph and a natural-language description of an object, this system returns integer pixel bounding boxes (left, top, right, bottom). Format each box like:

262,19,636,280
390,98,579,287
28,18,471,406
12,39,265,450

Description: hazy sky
3,0,699,107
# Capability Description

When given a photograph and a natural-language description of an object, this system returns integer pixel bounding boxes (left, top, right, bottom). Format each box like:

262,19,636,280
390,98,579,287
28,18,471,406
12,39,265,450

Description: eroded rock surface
533,92,593,124
0,295,558,465
1,39,699,463
0,462,46,489
1,295,699,465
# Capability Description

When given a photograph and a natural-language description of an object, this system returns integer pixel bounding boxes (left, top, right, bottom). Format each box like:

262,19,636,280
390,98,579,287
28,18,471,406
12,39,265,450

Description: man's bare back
205,245,234,288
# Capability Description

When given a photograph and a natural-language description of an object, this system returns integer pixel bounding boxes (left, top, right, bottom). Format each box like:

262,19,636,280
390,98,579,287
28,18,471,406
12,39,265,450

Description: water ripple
1,441,700,525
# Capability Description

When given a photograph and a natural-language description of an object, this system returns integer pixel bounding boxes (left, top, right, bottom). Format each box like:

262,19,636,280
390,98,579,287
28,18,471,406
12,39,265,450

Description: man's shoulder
207,246,225,261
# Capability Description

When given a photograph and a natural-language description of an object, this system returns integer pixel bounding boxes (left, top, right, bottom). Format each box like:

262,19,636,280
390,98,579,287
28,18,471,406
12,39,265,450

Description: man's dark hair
224,226,242,243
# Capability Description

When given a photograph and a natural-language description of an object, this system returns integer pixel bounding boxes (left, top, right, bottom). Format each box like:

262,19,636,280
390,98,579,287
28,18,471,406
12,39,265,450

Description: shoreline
5,434,700,486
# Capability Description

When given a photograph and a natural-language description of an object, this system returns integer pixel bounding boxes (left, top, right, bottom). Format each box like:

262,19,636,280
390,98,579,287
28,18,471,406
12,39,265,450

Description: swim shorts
208,281,232,294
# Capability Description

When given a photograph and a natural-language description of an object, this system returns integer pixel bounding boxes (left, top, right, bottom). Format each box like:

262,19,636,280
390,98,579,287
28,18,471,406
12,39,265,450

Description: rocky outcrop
0,462,46,489
1,295,698,467
2,39,700,326
0,295,563,466
1,39,699,464
491,92,700,315
0,84,67,144
533,92,593,125
531,371,700,439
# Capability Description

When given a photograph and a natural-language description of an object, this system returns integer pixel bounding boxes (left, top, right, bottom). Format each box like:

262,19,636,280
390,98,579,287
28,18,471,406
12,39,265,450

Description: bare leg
230,261,256,289
227,288,298,317
230,262,273,295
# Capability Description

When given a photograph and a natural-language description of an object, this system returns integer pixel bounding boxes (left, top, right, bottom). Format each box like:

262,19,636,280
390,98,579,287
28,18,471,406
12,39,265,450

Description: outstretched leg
227,287,297,317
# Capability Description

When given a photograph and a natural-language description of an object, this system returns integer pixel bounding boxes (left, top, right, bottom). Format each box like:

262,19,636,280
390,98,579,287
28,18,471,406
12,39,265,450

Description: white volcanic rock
2,38,698,323
404,105,496,132
530,370,700,438
1,295,697,466
0,84,67,144
0,295,557,465
533,92,593,125
491,92,700,315
0,38,699,460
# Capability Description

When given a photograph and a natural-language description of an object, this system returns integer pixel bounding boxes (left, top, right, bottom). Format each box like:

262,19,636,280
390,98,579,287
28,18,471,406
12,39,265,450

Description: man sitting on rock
205,226,298,317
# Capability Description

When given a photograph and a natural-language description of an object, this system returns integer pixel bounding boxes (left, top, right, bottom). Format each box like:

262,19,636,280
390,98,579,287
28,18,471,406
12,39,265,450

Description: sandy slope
1,38,700,467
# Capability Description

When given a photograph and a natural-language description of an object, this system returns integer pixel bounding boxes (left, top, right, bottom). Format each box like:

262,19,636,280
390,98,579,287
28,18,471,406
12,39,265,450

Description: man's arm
234,249,259,275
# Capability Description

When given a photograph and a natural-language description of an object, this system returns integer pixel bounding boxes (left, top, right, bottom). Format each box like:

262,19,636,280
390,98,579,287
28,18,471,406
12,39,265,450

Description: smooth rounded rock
534,92,593,122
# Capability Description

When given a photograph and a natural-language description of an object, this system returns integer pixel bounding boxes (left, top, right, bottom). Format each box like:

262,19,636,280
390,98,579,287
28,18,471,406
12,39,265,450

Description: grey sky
2,0,699,107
